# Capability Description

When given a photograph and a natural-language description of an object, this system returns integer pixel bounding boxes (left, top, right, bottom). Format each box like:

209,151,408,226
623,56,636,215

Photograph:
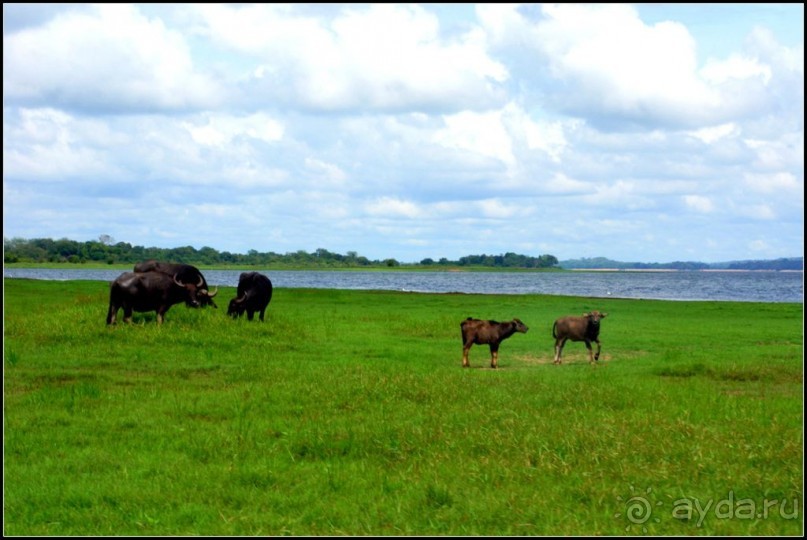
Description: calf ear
601,313,608,318
582,312,589,317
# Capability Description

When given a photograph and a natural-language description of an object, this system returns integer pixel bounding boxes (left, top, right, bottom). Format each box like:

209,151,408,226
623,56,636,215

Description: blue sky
3,3,803,263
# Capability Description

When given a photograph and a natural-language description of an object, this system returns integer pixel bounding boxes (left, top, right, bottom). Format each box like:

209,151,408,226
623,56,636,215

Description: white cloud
432,110,514,167
739,204,777,220
521,117,567,162
700,54,772,85
184,113,284,147
477,198,524,219
541,172,590,195
304,158,348,187
364,197,422,219
198,3,507,112
529,4,720,125
2,108,119,179
215,163,289,190
683,195,715,213
3,4,221,112
475,3,528,47
745,26,804,74
742,172,801,194
744,136,804,169
687,123,740,144
478,3,804,131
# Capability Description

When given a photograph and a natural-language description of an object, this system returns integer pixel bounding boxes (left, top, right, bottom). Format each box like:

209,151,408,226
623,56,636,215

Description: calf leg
553,338,567,364
594,339,602,362
462,343,472,368
489,343,500,369
585,340,594,363
259,308,266,322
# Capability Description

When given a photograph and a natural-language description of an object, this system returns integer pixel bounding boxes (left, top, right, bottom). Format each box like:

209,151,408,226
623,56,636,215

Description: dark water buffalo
228,272,273,321
552,311,608,364
461,317,529,368
107,271,209,325
133,260,217,307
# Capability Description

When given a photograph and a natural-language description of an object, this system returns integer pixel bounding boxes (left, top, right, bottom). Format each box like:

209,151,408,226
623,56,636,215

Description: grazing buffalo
133,260,218,307
461,317,529,368
228,272,273,321
107,271,209,325
552,311,608,364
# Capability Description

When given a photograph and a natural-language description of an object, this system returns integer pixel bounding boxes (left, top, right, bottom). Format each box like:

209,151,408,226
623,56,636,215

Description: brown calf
552,311,608,364
461,317,529,368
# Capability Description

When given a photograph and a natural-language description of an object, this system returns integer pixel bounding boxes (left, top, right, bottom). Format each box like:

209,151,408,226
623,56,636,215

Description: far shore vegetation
3,236,803,271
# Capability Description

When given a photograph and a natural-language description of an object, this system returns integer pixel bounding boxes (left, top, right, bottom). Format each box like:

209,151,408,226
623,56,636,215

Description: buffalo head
173,274,217,308
198,286,219,308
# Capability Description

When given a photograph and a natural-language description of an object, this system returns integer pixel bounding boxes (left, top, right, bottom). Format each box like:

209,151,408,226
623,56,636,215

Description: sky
3,3,804,264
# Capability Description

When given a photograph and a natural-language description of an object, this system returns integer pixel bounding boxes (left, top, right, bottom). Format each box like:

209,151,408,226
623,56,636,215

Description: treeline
3,237,381,267
2,237,560,269
7,236,797,270
720,258,804,271
560,256,803,271
560,257,709,270
447,252,558,268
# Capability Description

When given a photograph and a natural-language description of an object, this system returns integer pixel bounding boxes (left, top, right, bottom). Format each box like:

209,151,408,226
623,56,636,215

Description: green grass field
3,278,803,535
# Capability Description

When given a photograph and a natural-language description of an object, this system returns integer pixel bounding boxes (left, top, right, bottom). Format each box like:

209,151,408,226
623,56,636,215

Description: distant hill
710,257,804,271
559,257,803,271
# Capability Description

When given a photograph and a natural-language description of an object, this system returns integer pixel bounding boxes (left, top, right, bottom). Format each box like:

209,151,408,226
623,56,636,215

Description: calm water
3,268,803,303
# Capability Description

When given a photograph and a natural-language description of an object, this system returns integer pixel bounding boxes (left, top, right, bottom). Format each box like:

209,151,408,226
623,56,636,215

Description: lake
3,268,803,303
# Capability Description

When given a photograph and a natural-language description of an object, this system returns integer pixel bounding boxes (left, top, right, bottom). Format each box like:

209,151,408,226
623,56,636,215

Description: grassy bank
3,279,803,535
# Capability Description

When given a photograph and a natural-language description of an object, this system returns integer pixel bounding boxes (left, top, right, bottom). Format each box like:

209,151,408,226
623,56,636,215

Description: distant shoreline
569,268,804,273
3,262,802,273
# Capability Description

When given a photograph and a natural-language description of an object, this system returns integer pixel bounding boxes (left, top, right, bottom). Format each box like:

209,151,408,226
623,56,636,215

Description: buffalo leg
594,339,602,362
106,305,117,325
259,309,266,322
247,310,255,321
123,306,133,324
